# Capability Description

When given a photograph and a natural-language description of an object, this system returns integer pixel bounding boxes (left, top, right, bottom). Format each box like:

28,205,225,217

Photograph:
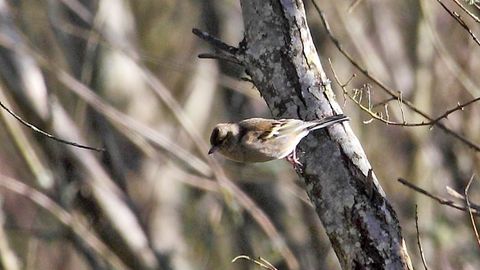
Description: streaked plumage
208,114,349,164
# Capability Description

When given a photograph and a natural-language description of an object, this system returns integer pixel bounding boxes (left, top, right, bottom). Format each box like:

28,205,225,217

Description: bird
208,114,349,166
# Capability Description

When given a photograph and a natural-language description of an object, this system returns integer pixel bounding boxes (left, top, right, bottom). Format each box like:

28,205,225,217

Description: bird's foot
286,151,303,171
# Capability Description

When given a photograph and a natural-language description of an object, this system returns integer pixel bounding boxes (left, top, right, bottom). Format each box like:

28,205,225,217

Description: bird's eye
210,127,220,146
211,127,229,146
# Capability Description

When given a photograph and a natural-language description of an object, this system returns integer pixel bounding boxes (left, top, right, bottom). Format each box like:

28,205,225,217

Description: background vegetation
0,0,479,269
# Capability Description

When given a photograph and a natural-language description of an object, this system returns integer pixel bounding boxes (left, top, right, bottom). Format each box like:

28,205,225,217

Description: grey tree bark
198,0,414,269
240,1,412,269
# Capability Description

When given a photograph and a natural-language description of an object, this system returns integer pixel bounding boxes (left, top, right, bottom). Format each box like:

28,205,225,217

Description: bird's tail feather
307,114,349,131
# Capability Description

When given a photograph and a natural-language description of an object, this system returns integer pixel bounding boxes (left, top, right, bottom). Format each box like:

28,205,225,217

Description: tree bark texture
238,1,413,269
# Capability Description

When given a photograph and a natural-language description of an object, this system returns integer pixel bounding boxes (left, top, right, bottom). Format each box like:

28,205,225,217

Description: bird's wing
238,118,279,140
238,118,307,141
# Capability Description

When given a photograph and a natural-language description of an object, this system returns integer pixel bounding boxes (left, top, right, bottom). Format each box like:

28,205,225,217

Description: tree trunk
237,1,413,269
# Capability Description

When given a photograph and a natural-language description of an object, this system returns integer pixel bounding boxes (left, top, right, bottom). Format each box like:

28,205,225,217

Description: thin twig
397,178,479,215
329,60,399,125
465,174,480,249
193,28,243,65
446,186,480,211
312,2,480,151
446,186,466,200
0,100,105,152
421,0,480,97
232,255,278,270
371,97,397,109
331,68,479,126
451,0,480,23
415,205,429,270
329,60,468,127
429,97,480,125
198,53,242,65
329,61,412,126
437,0,480,46
192,28,239,56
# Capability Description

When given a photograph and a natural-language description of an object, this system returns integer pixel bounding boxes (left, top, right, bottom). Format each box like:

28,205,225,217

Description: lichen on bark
238,0,413,269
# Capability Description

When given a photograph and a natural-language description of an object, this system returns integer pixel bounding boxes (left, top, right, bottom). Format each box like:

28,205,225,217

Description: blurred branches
0,1,298,269
0,174,128,269
329,59,480,127
313,1,480,152
0,0,478,269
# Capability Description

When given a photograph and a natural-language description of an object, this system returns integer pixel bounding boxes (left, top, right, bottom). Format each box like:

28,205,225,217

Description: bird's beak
208,146,218,155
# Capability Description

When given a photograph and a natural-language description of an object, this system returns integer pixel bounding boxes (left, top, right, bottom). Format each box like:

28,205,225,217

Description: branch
192,28,239,55
329,60,480,127
0,19,300,269
437,0,480,46
235,0,412,268
329,60,410,126
398,178,480,215
451,0,480,23
400,176,480,251
197,53,242,65
192,28,242,64
465,174,480,249
429,97,480,125
0,100,105,152
415,205,429,270
312,1,480,152
232,255,278,270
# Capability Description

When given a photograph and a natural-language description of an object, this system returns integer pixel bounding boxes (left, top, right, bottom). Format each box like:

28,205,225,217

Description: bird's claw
286,150,303,171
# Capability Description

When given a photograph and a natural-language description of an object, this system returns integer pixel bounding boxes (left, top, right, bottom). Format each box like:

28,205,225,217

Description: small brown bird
208,114,349,165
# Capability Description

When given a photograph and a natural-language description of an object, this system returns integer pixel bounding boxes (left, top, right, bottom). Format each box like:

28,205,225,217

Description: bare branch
451,0,480,23
436,0,480,46
429,97,480,125
329,61,479,128
371,97,397,109
0,100,105,152
465,174,480,249
397,178,480,214
415,205,429,270
331,67,480,127
198,53,242,65
312,2,480,151
236,1,412,268
192,28,240,56
232,255,278,270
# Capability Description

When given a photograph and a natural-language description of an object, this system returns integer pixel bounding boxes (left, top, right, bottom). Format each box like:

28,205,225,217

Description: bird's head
208,124,234,155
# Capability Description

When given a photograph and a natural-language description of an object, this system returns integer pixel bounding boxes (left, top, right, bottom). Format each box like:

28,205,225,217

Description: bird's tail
307,114,349,131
